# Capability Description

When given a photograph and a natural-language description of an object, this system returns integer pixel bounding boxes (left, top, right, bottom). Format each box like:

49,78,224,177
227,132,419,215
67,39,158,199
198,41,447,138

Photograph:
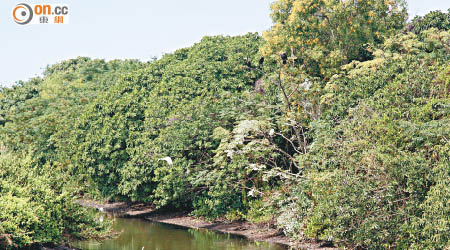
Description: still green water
75,217,286,250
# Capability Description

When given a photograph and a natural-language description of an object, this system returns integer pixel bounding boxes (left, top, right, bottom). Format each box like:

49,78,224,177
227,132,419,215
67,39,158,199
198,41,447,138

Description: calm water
75,217,286,250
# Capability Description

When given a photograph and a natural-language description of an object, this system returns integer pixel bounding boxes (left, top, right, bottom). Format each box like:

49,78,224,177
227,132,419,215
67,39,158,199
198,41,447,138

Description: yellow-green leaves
262,0,407,80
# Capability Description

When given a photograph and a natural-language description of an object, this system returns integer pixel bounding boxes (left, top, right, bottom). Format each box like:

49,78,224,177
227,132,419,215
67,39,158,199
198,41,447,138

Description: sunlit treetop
262,0,407,80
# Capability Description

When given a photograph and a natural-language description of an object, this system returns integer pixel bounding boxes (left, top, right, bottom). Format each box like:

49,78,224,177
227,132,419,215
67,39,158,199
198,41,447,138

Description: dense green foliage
262,0,407,79
67,34,263,205
0,58,145,162
0,151,109,249
0,2,449,249
0,58,141,248
409,9,450,34
295,30,450,249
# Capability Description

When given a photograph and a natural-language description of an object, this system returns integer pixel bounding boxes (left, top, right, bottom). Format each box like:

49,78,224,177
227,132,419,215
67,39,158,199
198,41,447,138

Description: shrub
70,34,263,203
0,152,110,249
409,9,450,34
293,30,450,249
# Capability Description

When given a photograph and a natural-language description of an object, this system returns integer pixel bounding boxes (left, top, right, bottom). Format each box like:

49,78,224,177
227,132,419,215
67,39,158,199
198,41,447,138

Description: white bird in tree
158,157,173,165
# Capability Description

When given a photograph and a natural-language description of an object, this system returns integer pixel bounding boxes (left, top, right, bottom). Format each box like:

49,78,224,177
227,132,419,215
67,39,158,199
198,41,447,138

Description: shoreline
77,199,338,250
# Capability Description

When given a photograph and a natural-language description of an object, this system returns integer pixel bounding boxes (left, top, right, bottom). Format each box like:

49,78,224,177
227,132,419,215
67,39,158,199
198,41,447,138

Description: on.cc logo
12,3,33,25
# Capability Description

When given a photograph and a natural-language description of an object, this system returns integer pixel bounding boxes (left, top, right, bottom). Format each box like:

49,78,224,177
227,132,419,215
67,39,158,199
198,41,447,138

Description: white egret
158,157,173,165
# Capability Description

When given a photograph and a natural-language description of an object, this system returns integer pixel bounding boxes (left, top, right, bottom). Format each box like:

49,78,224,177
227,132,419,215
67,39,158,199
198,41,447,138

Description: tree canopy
0,2,448,249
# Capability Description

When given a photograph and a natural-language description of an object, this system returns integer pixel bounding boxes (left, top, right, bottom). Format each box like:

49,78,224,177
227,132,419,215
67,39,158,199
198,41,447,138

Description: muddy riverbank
77,200,338,250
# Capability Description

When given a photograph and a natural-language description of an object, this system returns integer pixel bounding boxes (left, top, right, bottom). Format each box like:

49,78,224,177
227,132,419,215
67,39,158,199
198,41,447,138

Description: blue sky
1,0,448,87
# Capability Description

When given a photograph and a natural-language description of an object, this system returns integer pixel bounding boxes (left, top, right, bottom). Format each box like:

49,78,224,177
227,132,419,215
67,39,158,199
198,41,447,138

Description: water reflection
75,217,285,250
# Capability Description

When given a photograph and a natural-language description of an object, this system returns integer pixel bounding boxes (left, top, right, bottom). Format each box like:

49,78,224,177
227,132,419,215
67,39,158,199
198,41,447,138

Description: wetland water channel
74,216,286,250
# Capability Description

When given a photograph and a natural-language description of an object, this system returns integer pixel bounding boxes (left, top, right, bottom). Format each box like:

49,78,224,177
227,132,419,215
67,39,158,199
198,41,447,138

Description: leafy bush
69,34,263,203
409,9,450,34
291,30,450,249
190,119,277,219
0,151,110,249
0,57,145,163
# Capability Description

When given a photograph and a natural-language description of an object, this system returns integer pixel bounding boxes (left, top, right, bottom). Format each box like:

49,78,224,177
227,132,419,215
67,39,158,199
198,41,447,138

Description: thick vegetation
0,151,109,249
66,34,263,205
0,2,449,249
0,59,142,248
296,30,450,249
